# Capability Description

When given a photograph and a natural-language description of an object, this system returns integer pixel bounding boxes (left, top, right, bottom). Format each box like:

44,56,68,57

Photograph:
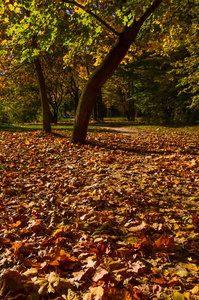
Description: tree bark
34,57,51,133
72,0,163,143
98,89,104,121
129,80,135,121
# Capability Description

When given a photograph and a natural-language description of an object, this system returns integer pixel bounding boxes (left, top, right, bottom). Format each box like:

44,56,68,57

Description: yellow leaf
83,286,104,300
14,7,20,13
185,263,199,272
183,292,191,300
52,228,63,237
48,283,55,293
23,268,38,276
35,279,48,295
173,290,184,300
8,4,14,10
10,220,21,228
191,285,199,294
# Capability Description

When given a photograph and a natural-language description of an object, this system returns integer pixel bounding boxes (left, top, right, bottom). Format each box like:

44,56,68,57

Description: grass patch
0,122,74,132
1,121,199,136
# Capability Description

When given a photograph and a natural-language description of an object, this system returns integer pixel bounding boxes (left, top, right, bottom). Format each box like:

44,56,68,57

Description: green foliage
0,61,41,123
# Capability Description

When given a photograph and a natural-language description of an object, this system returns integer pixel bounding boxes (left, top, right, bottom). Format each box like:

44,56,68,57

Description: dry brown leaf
128,222,148,233
92,266,109,282
153,235,175,251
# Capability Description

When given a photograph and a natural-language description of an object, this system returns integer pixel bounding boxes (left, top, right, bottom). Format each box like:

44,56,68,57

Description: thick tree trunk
72,26,139,143
93,101,98,121
72,0,162,143
129,80,135,121
98,89,104,121
34,57,51,133
92,90,103,121
74,90,79,114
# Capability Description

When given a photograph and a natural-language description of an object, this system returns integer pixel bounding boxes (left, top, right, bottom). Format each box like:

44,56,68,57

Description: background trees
0,56,40,124
101,0,199,124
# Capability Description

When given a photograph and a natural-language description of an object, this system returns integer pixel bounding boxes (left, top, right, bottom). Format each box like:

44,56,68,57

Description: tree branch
136,0,163,28
62,0,120,36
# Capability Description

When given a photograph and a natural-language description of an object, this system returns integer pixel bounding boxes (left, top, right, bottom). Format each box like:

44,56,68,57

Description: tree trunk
74,90,79,114
72,26,139,143
93,101,98,121
34,57,51,133
98,89,104,121
129,80,135,121
72,0,162,143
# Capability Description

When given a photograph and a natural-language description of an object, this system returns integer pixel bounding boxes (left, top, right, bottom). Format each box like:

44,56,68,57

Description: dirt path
93,124,139,133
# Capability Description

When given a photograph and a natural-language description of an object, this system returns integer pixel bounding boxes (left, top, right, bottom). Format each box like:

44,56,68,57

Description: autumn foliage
0,128,199,299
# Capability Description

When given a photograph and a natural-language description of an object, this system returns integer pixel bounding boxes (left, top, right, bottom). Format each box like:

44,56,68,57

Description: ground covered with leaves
0,128,199,300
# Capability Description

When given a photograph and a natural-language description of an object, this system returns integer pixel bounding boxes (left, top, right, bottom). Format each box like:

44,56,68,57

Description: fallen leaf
173,290,185,300
185,263,199,272
128,222,148,233
83,286,104,300
23,268,38,276
191,285,199,294
92,266,109,282
153,235,175,252
151,277,167,285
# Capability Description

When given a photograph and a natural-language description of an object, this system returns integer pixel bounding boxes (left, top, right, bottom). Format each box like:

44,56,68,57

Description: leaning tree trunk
71,0,163,143
98,89,104,121
34,57,51,133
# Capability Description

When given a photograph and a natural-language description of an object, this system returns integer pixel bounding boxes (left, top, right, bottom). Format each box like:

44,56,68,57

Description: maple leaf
153,235,175,252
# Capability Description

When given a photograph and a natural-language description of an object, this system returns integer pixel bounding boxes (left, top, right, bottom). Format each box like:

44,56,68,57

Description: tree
34,54,52,132
134,0,199,123
102,65,137,121
0,3,53,132
0,0,165,140
100,0,199,124
41,48,69,123
69,0,163,142
0,54,41,123
168,5,199,113
0,0,69,132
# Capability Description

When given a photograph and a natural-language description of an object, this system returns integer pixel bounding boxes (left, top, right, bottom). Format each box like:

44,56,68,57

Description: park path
93,124,139,134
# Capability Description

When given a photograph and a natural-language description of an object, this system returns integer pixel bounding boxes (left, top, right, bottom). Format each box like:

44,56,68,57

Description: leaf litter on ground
0,129,199,300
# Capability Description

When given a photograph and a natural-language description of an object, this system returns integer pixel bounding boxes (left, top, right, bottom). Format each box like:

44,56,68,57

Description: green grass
0,122,74,132
1,120,199,136
131,124,199,135
0,123,28,131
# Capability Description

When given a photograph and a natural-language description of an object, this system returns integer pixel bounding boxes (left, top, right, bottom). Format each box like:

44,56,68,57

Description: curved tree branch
136,0,163,28
62,0,120,36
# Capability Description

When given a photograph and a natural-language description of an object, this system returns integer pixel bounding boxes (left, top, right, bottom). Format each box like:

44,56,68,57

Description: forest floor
0,126,199,300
